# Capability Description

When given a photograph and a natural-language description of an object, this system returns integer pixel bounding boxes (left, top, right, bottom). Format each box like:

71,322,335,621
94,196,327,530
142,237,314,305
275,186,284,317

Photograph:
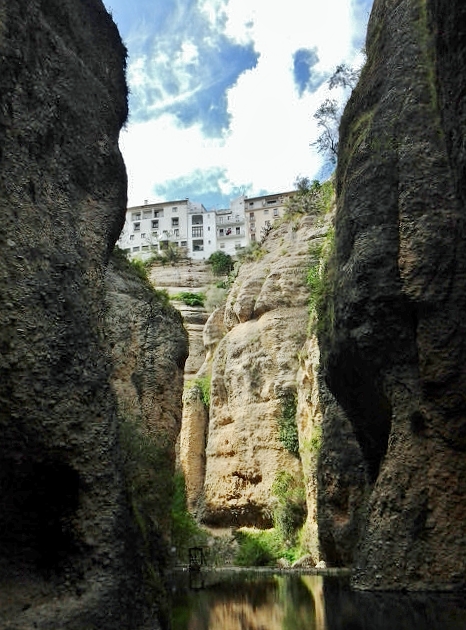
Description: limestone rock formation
149,261,215,380
106,254,188,538
319,0,466,590
201,216,331,528
180,306,226,510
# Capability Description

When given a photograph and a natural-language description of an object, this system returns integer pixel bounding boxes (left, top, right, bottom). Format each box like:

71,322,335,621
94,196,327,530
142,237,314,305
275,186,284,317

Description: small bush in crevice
277,391,300,457
271,471,307,545
185,376,211,409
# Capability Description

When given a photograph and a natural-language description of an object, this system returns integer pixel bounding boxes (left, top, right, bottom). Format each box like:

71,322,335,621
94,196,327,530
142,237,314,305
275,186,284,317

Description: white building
117,189,296,261
215,195,248,256
243,191,294,243
117,199,218,261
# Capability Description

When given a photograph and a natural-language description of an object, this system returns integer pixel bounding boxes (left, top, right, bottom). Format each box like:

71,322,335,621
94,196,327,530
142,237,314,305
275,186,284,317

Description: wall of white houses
117,191,295,261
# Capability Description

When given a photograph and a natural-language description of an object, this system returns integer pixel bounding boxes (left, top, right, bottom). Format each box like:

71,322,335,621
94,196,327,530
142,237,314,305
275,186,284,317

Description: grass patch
185,376,211,409
171,291,205,307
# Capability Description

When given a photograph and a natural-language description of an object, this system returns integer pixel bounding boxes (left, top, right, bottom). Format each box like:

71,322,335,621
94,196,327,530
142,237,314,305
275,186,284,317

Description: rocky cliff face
106,254,188,544
0,1,186,627
149,261,215,380
319,0,466,590
198,214,332,531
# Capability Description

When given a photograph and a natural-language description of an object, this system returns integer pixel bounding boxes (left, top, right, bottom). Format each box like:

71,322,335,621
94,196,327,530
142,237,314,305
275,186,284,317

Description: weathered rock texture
180,306,226,510
200,216,330,528
319,0,466,590
106,254,188,540
0,1,184,627
149,261,215,380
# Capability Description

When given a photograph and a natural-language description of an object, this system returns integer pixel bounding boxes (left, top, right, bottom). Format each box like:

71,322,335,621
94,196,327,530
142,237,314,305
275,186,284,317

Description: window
142,245,149,250
219,228,224,236
264,209,269,215
132,246,140,252
141,233,146,239
265,220,271,227
273,208,279,217
181,241,187,247
131,212,141,221
192,215,203,226
172,217,179,227
218,216,224,223
250,233,256,242
143,210,152,219
236,227,240,235
249,202,254,207
220,243,225,249
267,199,277,205
174,229,179,237
172,206,178,212
192,226,203,238
249,212,254,219
154,211,162,218
208,226,210,231
129,234,134,241
152,219,159,229
192,239,204,251
133,222,140,231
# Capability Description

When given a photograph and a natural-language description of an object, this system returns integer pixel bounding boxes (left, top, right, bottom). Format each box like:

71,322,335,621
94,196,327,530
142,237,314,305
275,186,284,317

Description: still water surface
169,570,466,630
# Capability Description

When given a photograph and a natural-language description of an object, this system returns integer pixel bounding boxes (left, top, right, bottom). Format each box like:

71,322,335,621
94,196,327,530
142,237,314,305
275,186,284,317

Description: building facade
117,199,218,261
117,190,296,261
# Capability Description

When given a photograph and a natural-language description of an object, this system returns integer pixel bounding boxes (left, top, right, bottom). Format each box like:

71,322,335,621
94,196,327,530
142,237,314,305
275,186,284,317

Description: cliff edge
319,0,466,590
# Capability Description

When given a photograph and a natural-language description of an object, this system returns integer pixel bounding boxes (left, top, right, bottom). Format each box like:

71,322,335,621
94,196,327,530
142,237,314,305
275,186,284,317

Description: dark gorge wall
0,0,141,627
319,0,466,589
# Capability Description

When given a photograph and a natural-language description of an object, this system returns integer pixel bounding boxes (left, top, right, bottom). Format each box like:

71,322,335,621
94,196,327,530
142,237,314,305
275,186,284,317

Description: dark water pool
169,570,466,630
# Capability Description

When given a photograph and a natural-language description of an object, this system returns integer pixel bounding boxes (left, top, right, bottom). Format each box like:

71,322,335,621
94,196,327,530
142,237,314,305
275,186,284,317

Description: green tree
208,251,234,276
311,63,360,165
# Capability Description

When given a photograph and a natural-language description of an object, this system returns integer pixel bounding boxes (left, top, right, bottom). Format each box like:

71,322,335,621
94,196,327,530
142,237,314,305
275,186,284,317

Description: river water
169,570,466,630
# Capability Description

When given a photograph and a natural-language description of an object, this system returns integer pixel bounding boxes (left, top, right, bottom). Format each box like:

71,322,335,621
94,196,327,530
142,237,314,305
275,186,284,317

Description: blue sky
104,0,374,209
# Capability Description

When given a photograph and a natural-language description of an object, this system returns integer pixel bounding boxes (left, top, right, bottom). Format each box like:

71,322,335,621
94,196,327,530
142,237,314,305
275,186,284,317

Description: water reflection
169,571,466,630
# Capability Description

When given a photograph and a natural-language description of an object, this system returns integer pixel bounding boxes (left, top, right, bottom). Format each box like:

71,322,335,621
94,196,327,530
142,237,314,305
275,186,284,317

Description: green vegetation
111,246,171,308
171,291,205,307
272,471,307,545
285,178,334,217
234,528,284,566
307,224,336,335
277,391,300,457
236,241,266,263
207,251,234,276
118,416,173,617
171,472,207,561
185,376,211,409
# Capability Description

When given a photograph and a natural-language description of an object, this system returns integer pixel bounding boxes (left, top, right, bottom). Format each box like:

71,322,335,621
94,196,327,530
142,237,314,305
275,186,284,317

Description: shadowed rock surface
319,0,466,589
0,1,183,627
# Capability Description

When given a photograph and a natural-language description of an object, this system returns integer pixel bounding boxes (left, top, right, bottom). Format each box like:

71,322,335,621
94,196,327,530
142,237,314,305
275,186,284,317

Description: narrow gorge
1,0,465,628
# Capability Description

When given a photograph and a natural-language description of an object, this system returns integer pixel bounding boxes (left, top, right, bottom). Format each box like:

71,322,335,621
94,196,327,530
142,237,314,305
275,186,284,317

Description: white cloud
119,0,372,207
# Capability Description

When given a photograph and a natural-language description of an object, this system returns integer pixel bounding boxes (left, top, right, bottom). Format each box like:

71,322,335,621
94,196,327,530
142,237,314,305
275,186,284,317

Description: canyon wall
0,1,187,627
319,0,466,589
196,212,332,536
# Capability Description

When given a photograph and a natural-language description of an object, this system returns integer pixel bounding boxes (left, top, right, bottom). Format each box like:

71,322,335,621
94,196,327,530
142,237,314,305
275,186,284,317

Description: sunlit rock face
0,0,141,627
319,0,466,590
200,216,330,528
